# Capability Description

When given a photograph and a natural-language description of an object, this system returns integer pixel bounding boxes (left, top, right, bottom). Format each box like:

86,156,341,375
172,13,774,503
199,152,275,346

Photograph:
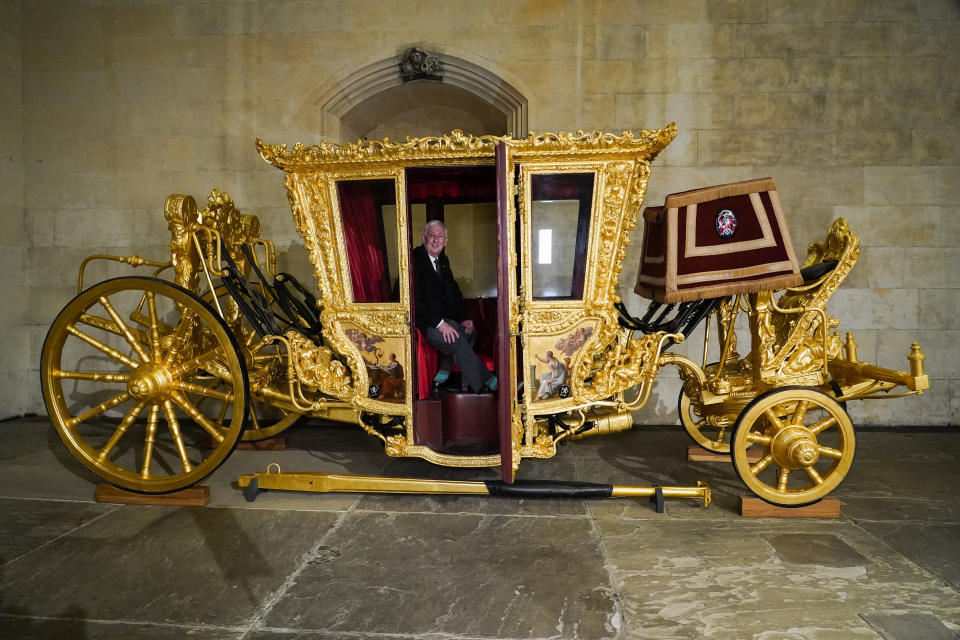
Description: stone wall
1,3,27,418
14,0,960,425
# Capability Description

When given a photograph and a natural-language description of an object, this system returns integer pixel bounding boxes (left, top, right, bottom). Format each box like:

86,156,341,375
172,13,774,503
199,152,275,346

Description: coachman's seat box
634,177,803,303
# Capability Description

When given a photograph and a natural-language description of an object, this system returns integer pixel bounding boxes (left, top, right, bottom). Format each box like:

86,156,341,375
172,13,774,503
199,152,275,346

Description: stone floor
1,415,958,640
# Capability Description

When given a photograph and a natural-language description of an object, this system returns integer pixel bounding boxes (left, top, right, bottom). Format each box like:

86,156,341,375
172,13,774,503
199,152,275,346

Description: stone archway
317,46,529,142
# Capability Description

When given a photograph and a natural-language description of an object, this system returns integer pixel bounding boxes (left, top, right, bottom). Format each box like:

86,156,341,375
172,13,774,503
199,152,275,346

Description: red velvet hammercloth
634,177,802,303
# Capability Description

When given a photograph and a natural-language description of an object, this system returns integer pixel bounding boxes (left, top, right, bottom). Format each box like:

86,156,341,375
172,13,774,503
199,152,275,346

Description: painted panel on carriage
342,323,407,402
529,321,596,402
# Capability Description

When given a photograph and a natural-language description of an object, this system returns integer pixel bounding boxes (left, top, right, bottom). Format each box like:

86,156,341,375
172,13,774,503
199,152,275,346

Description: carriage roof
255,126,678,171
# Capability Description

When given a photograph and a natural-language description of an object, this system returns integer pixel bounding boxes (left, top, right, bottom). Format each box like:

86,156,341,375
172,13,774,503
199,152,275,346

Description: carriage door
516,162,598,428
496,143,520,482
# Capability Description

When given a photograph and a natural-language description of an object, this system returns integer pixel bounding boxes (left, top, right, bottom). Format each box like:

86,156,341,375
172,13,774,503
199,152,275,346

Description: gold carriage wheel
197,284,302,442
731,386,855,507
41,276,249,493
678,388,730,454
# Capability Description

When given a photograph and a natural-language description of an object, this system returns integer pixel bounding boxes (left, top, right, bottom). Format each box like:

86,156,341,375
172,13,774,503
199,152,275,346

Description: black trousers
424,319,492,392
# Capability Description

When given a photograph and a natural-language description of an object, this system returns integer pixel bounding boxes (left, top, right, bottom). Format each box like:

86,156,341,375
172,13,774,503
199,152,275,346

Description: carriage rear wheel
731,386,854,507
41,277,249,493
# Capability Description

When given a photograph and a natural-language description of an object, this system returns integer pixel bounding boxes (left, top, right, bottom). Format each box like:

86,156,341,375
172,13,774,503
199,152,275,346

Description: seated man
413,220,497,394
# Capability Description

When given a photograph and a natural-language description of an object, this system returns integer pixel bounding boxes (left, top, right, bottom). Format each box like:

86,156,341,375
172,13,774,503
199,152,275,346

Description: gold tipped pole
612,481,712,507
237,465,711,509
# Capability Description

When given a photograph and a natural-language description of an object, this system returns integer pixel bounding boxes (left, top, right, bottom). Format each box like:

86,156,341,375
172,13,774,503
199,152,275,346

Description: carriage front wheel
730,386,854,507
678,388,732,454
41,276,249,493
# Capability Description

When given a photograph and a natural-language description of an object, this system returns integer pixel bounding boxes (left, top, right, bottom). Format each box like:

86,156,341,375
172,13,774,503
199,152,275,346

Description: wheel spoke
146,292,162,363
97,402,146,462
175,379,235,403
215,396,229,425
746,432,772,446
99,295,151,363
54,370,129,383
750,454,774,475
140,404,161,478
777,467,790,491
817,445,844,460
805,466,824,485
162,400,193,473
791,400,810,426
171,390,226,443
66,324,138,369
65,391,131,428
764,407,786,431
809,415,838,435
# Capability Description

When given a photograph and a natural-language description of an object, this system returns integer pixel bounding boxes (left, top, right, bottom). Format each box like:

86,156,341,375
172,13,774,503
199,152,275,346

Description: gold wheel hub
127,363,174,402
771,426,819,469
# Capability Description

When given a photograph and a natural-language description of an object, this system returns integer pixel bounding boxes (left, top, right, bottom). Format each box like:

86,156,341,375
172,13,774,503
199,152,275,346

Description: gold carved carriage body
252,126,680,480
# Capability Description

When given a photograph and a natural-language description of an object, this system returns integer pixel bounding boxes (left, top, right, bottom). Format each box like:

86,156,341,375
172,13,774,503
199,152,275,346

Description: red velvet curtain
406,166,496,203
337,179,396,303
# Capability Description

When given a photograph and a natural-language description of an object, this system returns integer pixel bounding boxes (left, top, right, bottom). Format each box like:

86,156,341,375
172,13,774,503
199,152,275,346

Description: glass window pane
530,173,594,300
336,179,399,303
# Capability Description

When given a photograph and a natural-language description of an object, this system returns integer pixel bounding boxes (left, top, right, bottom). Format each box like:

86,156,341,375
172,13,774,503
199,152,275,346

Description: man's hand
461,319,475,334
438,320,459,344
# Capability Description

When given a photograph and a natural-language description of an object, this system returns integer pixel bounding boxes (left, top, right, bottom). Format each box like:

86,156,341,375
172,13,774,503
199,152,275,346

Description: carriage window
336,179,399,303
530,173,594,300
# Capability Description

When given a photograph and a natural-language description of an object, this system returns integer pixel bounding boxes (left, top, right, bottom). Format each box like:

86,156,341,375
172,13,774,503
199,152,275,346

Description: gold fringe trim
635,272,803,303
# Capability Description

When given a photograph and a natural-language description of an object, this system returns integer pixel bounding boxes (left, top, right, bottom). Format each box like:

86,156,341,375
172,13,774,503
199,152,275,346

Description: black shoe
476,375,497,394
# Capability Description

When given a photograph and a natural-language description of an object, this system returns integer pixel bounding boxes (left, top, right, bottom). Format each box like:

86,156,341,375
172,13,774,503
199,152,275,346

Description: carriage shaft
237,470,710,506
829,359,928,392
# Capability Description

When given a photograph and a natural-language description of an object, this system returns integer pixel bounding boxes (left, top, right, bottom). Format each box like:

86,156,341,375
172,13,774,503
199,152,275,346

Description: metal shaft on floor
237,465,710,509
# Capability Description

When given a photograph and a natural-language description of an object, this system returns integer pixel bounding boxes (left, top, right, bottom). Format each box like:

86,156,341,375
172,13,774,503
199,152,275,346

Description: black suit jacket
413,244,466,334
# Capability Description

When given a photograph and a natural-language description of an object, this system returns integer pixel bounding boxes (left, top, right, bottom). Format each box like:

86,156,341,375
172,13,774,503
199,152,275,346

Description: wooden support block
687,446,762,463
739,496,840,519
236,437,286,451
96,484,210,507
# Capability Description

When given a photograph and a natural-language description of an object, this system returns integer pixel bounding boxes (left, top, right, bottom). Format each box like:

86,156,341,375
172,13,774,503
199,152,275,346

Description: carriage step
95,484,210,506
739,496,840,519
